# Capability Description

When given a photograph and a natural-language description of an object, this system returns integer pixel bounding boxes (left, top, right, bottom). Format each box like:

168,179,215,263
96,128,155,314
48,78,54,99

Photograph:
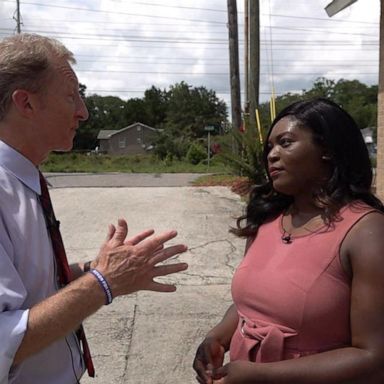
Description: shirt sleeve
0,237,29,382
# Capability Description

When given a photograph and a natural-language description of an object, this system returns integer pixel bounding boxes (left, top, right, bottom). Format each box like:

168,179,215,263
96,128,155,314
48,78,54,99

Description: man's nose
77,96,89,121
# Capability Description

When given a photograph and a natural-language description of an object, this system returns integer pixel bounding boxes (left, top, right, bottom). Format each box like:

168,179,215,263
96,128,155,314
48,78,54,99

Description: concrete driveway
50,177,245,384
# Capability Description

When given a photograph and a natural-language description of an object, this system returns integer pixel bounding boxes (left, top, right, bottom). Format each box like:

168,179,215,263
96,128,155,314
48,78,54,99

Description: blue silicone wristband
89,269,113,305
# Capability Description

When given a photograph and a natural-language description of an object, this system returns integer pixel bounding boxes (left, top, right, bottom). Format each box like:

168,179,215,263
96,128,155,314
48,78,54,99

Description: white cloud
0,0,380,110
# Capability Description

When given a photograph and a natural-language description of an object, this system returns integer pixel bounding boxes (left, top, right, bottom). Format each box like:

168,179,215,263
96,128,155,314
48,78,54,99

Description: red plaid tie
39,171,95,378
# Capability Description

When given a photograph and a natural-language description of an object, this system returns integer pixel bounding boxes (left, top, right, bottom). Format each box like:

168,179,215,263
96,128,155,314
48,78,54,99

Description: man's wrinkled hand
93,219,188,297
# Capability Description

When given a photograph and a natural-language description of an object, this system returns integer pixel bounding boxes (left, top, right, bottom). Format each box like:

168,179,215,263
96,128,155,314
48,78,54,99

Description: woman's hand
193,337,226,384
212,361,255,384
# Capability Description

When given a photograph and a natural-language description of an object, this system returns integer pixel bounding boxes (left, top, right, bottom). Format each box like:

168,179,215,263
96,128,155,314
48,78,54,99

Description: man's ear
11,89,35,117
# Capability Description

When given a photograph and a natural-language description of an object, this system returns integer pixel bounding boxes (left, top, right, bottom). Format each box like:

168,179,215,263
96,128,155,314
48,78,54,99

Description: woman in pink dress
193,98,384,383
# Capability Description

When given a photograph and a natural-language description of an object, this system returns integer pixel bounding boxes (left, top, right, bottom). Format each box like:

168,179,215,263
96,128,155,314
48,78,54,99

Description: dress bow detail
231,316,298,363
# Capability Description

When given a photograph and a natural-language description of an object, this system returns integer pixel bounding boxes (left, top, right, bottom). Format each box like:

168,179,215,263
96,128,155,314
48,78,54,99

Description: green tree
222,76,378,184
74,95,128,150
332,79,377,129
124,98,148,125
143,86,168,127
304,77,336,99
79,83,86,98
269,77,377,131
165,82,227,138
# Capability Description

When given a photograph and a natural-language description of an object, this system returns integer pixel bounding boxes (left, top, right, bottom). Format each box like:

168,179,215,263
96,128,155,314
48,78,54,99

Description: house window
137,138,142,144
137,126,141,131
119,138,126,148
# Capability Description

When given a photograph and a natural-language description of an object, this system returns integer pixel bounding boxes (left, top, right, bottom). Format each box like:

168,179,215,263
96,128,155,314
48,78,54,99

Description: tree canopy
75,82,227,150
75,77,378,152
257,77,377,136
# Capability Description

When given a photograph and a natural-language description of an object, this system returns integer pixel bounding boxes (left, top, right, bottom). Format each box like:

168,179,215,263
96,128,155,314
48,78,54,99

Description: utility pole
376,0,384,197
248,0,260,130
15,0,21,33
244,0,249,115
227,0,242,131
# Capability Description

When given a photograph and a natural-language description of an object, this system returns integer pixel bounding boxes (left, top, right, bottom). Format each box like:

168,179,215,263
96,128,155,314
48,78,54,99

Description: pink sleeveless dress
230,203,375,363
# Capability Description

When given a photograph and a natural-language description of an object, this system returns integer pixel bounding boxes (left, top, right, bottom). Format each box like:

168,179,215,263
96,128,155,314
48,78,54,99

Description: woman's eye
280,138,292,147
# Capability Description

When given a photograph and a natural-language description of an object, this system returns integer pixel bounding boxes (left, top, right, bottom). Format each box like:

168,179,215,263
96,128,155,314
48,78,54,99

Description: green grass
41,152,231,174
192,173,243,186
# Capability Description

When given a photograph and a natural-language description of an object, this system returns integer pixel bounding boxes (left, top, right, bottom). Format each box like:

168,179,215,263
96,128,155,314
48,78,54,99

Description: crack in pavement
187,238,232,252
122,301,138,381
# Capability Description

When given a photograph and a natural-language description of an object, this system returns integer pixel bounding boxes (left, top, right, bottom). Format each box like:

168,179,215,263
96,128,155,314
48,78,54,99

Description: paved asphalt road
45,172,208,188
47,173,246,384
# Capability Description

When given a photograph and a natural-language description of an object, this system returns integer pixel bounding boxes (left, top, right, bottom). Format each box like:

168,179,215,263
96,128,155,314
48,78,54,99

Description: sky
0,0,380,111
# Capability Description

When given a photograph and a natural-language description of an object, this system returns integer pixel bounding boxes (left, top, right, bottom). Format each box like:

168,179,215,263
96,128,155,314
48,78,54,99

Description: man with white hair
0,33,188,384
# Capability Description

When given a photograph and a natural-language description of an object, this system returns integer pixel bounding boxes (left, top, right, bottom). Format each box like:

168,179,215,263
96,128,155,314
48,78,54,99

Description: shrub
186,142,206,165
153,132,190,160
217,120,267,184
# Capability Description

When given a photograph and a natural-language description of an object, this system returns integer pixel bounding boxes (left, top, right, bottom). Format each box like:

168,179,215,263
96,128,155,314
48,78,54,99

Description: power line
121,1,228,14
74,59,377,67
0,31,378,53
16,23,378,38
1,28,378,45
4,1,379,26
74,69,378,75
22,19,227,27
2,0,378,104
266,12,379,26
9,1,228,25
3,27,378,46
19,17,379,33
73,55,378,63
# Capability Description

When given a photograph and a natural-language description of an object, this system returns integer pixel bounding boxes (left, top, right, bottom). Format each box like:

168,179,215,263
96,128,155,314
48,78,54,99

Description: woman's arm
212,212,384,384
194,236,253,384
194,304,239,384
206,303,239,350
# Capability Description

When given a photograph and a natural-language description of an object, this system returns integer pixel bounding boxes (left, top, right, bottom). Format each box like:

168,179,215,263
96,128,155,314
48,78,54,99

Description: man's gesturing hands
92,219,188,298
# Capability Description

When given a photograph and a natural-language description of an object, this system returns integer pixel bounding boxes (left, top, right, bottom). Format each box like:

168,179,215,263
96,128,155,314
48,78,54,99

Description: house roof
361,127,375,144
97,130,119,139
361,127,374,135
97,122,159,139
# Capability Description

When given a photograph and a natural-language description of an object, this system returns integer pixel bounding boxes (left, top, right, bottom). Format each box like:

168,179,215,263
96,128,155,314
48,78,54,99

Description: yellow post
255,108,263,144
270,87,276,122
269,96,274,123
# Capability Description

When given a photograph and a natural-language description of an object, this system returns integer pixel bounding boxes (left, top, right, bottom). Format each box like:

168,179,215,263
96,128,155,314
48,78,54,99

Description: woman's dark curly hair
232,97,384,238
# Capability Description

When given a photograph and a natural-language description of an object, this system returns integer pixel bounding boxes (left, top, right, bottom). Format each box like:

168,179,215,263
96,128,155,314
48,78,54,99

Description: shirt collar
0,140,41,194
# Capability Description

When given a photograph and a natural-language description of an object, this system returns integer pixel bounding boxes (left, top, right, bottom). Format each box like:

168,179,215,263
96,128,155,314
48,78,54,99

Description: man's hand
193,337,226,384
93,219,188,297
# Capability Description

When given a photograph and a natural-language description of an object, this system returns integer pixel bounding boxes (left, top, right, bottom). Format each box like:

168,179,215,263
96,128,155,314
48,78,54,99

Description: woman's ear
11,89,34,117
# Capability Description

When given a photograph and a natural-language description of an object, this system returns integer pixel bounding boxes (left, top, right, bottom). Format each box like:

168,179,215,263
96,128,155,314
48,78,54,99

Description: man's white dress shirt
0,140,85,383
